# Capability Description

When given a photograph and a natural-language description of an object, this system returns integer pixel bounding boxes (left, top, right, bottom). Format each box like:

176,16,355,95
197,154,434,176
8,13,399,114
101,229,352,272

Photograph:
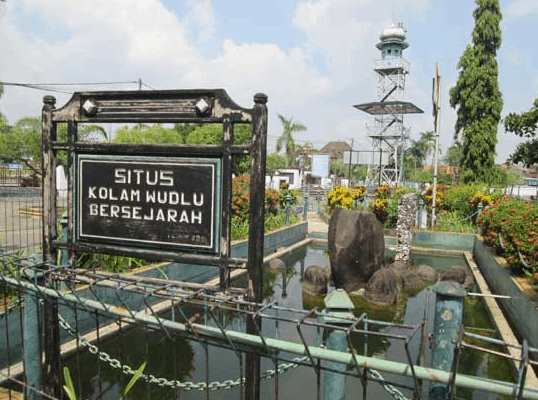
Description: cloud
503,0,538,19
184,0,219,45
0,0,456,161
505,50,524,67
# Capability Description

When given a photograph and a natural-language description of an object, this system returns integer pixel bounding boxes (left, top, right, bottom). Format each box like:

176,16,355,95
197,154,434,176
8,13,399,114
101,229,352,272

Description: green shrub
78,253,146,273
436,210,476,233
478,197,538,274
232,174,291,223
442,185,501,219
368,186,416,227
442,185,479,215
230,211,299,241
279,188,300,209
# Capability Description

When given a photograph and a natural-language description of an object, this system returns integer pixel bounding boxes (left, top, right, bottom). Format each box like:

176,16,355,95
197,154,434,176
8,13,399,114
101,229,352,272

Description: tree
114,123,253,175
173,123,201,143
330,161,346,177
293,141,316,169
0,81,4,120
0,117,44,173
404,130,439,173
266,153,287,188
266,153,287,175
275,114,307,167
114,124,183,144
504,95,538,167
445,140,463,167
185,124,252,175
449,0,503,184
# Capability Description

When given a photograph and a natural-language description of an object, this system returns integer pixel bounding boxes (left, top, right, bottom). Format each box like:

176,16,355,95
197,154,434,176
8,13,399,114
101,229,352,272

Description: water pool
63,243,515,400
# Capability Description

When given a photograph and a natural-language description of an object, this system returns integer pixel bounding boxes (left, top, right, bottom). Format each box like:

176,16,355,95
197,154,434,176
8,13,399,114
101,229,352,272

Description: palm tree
417,130,442,168
275,114,307,167
0,81,4,120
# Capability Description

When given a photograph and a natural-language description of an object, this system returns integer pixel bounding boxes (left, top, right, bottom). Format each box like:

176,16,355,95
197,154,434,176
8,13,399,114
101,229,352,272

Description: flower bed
478,196,538,281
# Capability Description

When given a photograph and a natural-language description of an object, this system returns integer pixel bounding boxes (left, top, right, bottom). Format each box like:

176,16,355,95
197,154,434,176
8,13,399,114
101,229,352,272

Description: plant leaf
63,367,78,400
119,362,146,400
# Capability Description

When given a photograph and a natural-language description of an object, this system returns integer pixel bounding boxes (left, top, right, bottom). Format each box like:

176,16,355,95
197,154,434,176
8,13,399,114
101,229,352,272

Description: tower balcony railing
373,57,410,74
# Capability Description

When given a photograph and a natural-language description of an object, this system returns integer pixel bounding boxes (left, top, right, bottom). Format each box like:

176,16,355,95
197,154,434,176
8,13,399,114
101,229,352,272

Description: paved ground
0,198,43,252
306,212,328,234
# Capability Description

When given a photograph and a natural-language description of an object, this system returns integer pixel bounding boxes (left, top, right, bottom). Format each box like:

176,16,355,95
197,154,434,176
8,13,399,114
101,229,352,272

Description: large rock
266,258,285,271
328,209,384,292
303,265,329,296
395,264,438,293
365,268,399,305
415,264,439,283
440,265,467,284
400,270,424,291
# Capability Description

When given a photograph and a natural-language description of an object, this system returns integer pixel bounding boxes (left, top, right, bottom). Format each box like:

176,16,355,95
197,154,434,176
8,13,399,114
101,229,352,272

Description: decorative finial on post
43,95,56,108
253,93,268,105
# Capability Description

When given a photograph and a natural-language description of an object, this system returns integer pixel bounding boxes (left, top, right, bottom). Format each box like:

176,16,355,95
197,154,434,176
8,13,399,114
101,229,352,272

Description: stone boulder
328,209,384,292
400,270,424,291
415,264,439,283
394,264,438,293
365,268,399,305
440,265,467,284
266,258,285,271
303,265,329,296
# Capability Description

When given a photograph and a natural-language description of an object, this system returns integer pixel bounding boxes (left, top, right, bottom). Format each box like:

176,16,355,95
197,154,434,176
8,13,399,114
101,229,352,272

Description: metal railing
1,259,538,399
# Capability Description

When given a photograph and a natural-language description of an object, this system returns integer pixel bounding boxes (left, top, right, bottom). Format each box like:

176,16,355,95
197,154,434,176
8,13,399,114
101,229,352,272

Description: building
319,141,352,164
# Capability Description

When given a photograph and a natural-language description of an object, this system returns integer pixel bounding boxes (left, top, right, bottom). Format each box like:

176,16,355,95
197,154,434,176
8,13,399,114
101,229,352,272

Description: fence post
303,192,309,220
285,194,291,226
323,289,355,400
476,202,483,226
22,267,45,400
60,212,69,267
429,281,467,400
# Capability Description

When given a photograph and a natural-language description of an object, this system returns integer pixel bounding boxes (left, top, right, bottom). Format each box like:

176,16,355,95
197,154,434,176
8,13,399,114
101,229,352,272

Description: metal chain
58,314,308,391
367,368,411,400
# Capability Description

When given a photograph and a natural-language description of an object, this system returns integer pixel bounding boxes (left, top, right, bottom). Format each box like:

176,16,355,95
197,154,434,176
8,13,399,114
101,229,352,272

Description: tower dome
379,23,407,42
376,22,409,58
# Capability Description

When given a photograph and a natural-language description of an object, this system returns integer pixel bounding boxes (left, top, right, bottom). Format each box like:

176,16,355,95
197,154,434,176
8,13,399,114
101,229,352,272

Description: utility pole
431,63,441,228
138,78,143,130
348,138,354,188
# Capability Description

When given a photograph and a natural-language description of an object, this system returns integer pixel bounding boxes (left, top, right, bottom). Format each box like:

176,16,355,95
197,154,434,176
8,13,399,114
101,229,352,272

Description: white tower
354,23,423,186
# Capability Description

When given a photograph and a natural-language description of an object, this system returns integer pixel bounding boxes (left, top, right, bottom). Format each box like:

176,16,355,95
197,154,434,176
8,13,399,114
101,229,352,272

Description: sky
1,0,537,164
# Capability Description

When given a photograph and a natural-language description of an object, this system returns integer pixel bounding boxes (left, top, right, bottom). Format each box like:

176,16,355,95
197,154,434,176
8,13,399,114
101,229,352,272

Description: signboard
342,150,377,165
76,154,221,253
311,154,330,178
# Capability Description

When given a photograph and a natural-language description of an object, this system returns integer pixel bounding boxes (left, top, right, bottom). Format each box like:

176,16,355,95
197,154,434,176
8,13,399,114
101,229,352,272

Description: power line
0,80,157,96
1,82,72,94
1,80,138,86
141,82,157,90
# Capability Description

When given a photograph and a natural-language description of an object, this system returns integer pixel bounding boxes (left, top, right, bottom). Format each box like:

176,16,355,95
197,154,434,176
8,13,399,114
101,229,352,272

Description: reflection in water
66,323,194,400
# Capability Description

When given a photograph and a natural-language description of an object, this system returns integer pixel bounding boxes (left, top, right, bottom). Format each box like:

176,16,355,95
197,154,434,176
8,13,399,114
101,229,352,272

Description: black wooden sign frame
41,90,268,400
42,89,267,287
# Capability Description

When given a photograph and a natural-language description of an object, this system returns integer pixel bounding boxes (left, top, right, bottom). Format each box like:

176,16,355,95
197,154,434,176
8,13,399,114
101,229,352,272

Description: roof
320,141,352,153
353,101,424,115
